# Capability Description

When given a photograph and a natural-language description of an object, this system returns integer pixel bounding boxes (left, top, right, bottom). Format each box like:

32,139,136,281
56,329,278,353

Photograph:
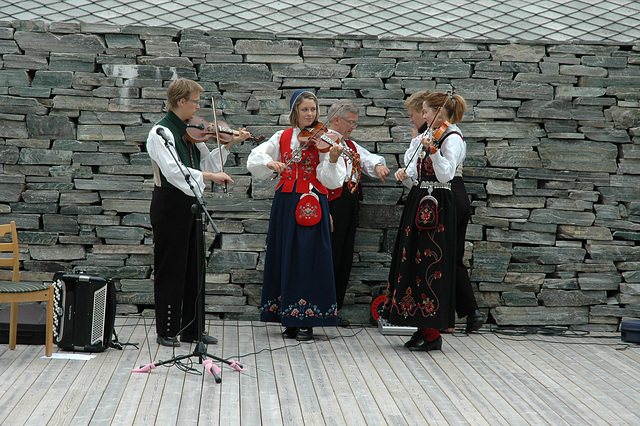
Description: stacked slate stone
0,20,639,329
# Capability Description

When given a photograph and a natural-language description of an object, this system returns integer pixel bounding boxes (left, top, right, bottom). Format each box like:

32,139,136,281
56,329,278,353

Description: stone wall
1,20,640,330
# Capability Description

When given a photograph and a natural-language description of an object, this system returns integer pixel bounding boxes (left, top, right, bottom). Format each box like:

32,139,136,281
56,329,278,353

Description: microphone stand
132,127,245,382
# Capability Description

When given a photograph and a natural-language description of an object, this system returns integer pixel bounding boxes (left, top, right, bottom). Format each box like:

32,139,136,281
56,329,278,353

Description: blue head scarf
289,89,314,118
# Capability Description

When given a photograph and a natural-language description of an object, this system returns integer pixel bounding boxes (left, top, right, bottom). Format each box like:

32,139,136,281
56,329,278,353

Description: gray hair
327,99,360,119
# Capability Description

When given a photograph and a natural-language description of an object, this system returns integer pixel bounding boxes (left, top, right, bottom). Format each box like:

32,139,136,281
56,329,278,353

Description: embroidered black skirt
382,179,456,330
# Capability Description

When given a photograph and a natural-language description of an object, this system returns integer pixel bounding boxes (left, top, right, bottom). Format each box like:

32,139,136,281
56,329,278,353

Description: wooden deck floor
1,317,639,425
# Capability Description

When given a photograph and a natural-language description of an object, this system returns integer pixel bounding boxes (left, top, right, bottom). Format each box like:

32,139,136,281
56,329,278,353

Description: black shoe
337,315,350,327
404,330,422,348
465,310,484,333
407,336,442,352
157,335,180,347
282,327,299,339
180,333,218,344
296,327,314,341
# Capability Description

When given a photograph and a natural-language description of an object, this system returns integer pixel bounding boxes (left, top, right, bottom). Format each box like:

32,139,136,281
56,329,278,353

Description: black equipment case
621,319,640,344
52,271,116,352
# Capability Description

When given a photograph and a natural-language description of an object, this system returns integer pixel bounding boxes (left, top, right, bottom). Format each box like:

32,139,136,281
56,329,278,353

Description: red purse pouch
296,192,322,226
415,193,438,229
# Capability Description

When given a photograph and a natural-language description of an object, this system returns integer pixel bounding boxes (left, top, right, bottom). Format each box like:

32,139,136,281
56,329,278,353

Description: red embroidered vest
276,128,328,195
328,138,362,201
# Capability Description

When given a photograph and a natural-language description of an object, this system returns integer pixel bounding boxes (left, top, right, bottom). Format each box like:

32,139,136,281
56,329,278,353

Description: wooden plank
443,333,542,424
342,327,411,424
285,336,323,424
368,329,483,425
235,320,262,426
130,318,172,426
265,323,305,424
515,335,621,425
316,327,368,426
298,328,349,425
3,320,640,426
3,348,71,425
109,317,162,426
536,333,640,424
66,316,143,426
153,347,188,424
197,319,226,425
252,323,284,426
331,327,387,425
0,344,41,409
448,332,568,425
483,331,605,424
215,320,243,424
361,328,439,425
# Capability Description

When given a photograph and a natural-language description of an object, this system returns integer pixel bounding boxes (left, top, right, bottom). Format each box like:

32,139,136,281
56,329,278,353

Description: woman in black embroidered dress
382,91,468,351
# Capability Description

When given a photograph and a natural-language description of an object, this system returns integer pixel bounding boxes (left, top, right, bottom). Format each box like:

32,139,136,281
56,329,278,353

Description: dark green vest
156,111,201,189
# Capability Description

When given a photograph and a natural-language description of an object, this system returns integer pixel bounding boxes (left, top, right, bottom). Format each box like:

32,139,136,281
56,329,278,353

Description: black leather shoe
157,335,180,347
337,315,350,327
404,330,422,348
407,336,442,352
295,327,313,341
282,327,299,339
465,310,484,333
180,333,218,344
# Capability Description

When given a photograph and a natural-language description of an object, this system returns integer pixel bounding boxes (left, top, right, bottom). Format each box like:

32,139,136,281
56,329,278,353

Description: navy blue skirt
260,186,338,327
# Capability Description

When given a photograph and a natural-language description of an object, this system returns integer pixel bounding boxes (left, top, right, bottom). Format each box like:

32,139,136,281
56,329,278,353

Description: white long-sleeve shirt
247,127,346,190
327,129,386,182
147,124,230,197
403,123,466,187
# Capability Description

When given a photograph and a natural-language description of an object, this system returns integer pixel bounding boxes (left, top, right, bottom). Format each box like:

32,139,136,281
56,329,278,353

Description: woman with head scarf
247,90,346,341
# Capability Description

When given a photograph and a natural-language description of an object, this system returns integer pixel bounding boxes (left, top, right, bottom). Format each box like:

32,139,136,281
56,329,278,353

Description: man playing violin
146,78,250,347
325,100,390,326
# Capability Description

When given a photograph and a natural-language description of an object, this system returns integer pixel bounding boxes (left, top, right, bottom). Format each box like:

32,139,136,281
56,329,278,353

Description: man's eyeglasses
185,98,200,105
340,117,358,128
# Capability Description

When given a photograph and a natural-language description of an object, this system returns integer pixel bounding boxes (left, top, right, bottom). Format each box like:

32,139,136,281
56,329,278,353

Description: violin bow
211,94,228,193
403,91,451,178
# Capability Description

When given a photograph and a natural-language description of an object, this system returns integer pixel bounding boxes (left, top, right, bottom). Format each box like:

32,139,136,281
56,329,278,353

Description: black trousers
150,186,204,338
451,176,479,318
328,184,360,310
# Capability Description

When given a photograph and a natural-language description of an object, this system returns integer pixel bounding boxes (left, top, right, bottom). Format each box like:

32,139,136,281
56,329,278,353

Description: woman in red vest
247,90,346,341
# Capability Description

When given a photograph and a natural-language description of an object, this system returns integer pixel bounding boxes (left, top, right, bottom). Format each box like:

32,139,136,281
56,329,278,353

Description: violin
184,116,264,145
423,120,451,154
298,121,356,161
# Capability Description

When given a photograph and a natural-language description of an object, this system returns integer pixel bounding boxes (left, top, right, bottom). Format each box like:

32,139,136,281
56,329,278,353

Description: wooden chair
0,221,54,357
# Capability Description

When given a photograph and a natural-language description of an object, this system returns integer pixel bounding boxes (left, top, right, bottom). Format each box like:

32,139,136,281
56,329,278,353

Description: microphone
186,123,205,129
156,127,172,144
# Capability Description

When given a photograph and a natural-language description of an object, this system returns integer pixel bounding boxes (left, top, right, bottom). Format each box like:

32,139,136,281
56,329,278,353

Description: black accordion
52,272,116,352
